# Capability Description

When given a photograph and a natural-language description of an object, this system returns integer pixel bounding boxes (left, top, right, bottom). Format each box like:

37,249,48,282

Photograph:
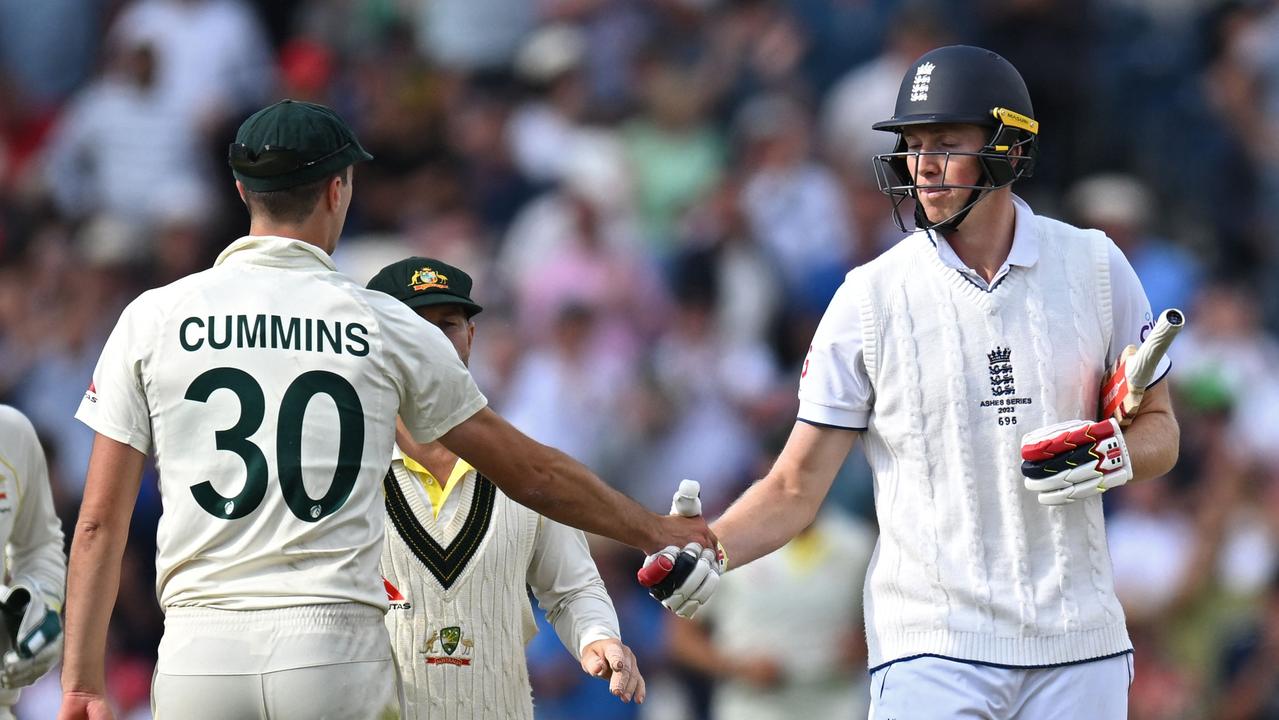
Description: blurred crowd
2,0,1279,718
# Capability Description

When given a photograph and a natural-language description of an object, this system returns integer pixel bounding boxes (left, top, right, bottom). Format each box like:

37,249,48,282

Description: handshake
636,480,726,619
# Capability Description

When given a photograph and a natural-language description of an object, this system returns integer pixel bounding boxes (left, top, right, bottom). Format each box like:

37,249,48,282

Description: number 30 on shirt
184,367,364,522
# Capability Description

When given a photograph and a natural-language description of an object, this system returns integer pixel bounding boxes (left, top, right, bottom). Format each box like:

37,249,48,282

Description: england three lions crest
987,346,1015,397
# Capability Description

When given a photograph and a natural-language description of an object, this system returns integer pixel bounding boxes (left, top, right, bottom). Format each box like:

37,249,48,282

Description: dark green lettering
208,315,233,350
180,316,204,351
317,320,342,354
345,323,369,357
271,315,299,350
236,314,265,348
278,370,363,522
184,368,269,518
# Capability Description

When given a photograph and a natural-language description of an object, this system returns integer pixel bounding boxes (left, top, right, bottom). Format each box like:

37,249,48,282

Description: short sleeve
1108,242,1172,387
75,298,154,454
382,308,488,443
797,277,873,430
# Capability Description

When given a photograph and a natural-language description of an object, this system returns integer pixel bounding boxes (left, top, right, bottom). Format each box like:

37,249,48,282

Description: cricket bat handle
1127,308,1185,391
670,479,702,517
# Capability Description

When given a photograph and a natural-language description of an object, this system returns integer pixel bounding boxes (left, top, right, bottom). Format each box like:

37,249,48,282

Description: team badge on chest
422,624,474,666
979,345,1033,426
987,347,1015,396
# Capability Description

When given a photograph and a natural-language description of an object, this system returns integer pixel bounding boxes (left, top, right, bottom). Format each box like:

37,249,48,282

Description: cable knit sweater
811,215,1131,669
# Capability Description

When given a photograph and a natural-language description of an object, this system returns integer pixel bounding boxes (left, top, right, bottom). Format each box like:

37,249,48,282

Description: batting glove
636,480,726,619
1020,418,1132,506
638,543,722,618
0,582,63,689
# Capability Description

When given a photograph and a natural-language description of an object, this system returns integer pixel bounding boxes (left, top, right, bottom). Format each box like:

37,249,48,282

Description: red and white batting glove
636,481,726,619
1020,418,1133,505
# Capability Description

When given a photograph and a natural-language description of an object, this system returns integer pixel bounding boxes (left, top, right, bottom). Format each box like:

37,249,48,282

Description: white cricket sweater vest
381,465,541,720
853,219,1130,669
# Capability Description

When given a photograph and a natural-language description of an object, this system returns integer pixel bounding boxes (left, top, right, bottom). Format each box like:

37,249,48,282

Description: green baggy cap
229,99,373,192
366,257,483,318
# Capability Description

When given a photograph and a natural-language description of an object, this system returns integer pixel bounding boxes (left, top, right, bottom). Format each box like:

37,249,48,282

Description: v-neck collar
383,465,496,591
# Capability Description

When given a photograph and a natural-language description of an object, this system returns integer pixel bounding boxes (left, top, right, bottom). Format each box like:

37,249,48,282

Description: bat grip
1127,308,1185,391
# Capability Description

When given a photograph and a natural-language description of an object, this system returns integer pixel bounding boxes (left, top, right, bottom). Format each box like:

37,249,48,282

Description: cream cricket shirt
382,451,619,720
76,236,487,611
0,406,66,710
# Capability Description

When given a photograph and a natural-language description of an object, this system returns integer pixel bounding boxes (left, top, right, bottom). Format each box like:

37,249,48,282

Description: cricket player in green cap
368,257,646,717
60,100,712,720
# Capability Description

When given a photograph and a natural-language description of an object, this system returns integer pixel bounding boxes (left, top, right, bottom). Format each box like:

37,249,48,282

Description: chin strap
915,187,989,234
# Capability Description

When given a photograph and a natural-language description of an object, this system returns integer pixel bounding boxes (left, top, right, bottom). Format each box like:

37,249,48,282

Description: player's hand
653,513,718,554
57,691,114,720
581,638,645,703
1020,418,1132,505
637,479,726,618
638,542,723,618
0,582,63,688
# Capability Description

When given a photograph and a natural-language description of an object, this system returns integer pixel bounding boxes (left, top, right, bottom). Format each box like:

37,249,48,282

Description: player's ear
234,180,248,206
326,174,343,211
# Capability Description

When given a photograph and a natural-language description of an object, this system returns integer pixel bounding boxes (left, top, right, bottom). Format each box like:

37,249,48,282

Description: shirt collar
214,235,337,272
925,194,1039,285
391,445,474,486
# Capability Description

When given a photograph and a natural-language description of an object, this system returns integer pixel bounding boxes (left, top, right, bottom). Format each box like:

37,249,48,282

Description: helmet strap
915,187,986,235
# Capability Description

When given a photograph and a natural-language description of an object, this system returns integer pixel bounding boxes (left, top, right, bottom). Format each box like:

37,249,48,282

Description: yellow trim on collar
401,455,474,519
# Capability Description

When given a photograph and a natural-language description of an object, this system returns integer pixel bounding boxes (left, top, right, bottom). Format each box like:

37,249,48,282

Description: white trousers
152,603,402,720
869,653,1133,720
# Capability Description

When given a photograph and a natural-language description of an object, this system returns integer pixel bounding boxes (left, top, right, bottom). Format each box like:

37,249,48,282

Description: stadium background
2,0,1278,717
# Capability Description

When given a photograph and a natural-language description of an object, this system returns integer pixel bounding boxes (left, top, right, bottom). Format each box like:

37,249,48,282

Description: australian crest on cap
409,267,449,291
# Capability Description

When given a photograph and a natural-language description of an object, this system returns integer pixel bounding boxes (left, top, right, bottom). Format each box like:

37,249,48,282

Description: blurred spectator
412,0,537,71
0,0,100,111
3,221,135,490
734,93,853,314
667,506,875,720
1174,281,1279,470
623,55,725,252
109,0,275,134
500,131,660,341
276,38,336,104
978,0,1093,195
629,253,784,511
502,303,636,475
1108,477,1196,623
821,1,949,175
508,23,593,185
41,38,213,225
677,178,782,348
1066,173,1203,315
702,0,810,111
1214,572,1279,719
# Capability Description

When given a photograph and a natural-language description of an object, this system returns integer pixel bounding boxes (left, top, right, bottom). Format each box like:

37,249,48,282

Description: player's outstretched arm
438,407,713,553
58,433,145,720
712,421,856,571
